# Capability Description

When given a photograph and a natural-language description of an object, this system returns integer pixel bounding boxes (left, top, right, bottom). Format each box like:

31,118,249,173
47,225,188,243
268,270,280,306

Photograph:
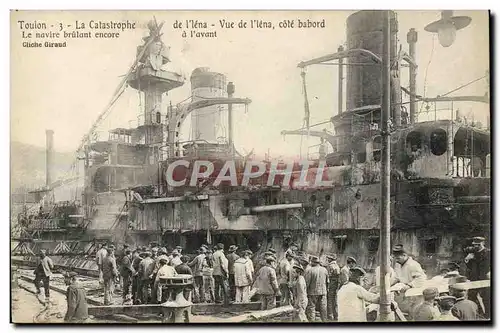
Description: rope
440,74,489,98
419,34,436,114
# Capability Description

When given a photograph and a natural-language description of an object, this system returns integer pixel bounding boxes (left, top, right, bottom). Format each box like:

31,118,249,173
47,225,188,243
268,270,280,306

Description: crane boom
76,21,165,154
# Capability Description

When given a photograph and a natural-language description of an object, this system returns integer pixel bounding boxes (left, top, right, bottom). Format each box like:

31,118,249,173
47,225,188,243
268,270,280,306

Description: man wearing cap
33,249,53,303
254,257,281,310
138,251,155,304
449,278,478,321
102,246,119,305
234,250,254,303
63,272,88,323
292,264,308,322
338,266,380,322
212,243,230,305
339,256,357,286
304,256,329,322
188,248,207,303
392,244,426,292
120,248,135,304
464,236,490,318
326,254,340,321
226,245,240,302
277,250,294,306
411,287,440,321
437,296,460,321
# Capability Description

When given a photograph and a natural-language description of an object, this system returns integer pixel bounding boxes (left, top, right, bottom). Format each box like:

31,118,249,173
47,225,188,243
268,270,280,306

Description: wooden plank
405,280,490,297
214,305,295,323
89,304,162,317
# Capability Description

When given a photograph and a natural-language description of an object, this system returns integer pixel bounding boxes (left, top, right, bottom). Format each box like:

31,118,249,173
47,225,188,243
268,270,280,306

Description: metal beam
250,203,303,213
141,194,209,204
297,48,382,68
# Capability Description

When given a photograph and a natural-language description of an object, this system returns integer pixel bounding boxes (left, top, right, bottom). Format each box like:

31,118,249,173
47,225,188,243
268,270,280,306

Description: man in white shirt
338,267,380,322
392,244,426,293
233,250,254,303
155,257,177,303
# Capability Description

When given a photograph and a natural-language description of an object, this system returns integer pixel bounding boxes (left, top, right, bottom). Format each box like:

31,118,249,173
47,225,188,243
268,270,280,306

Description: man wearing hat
212,243,230,305
304,256,329,322
202,248,216,303
292,264,308,322
188,248,207,303
253,256,281,310
339,256,357,286
176,246,183,254
63,272,88,323
102,246,119,305
277,250,294,306
465,236,490,318
234,250,254,303
131,249,142,303
337,267,380,322
326,254,340,321
412,287,440,321
170,249,182,267
449,277,478,320
226,245,240,302
437,296,460,321
138,251,155,304
33,249,53,303
392,244,426,292
120,248,135,304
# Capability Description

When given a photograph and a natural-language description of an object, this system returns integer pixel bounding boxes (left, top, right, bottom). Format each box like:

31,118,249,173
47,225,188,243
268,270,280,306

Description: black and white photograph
9,9,491,324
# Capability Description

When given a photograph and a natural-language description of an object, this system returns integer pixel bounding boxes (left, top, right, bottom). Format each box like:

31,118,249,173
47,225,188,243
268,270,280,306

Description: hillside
10,141,76,192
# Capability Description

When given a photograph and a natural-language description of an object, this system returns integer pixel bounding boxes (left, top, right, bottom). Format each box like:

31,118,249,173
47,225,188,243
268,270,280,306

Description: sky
11,10,490,161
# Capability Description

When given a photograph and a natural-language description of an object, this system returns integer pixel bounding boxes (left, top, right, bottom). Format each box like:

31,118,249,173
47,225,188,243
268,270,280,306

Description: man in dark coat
34,249,53,303
64,272,88,323
412,287,440,321
326,254,340,321
450,277,479,321
304,256,329,322
102,246,119,305
175,255,193,301
131,249,143,303
120,248,135,304
175,255,193,275
465,236,490,318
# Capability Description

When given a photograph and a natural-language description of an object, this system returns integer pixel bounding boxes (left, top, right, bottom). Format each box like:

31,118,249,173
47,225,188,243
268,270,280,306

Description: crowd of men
32,235,490,323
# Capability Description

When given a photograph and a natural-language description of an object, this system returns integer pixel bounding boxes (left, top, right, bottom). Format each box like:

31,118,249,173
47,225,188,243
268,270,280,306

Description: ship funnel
45,129,54,188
